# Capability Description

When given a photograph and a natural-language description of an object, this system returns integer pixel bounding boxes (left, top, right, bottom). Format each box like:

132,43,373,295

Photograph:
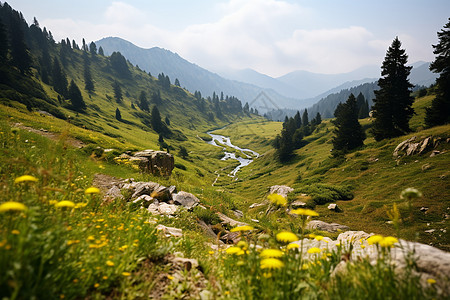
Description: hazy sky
5,0,449,77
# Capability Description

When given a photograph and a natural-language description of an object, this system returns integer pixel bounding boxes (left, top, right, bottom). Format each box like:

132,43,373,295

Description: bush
192,206,221,225
298,184,354,205
174,163,187,170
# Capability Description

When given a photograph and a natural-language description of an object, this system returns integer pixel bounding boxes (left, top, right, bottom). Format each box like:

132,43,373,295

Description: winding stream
207,132,259,178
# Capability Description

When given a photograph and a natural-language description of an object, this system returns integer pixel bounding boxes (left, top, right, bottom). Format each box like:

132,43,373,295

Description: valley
0,2,449,299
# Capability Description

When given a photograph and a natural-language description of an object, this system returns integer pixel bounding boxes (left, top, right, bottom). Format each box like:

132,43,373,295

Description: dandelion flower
0,201,27,213
11,230,20,235
236,240,248,249
94,283,100,288
14,175,38,183
276,231,298,243
75,202,88,208
290,208,319,216
268,194,287,206
226,246,241,255
260,249,284,258
367,235,383,245
122,272,131,277
427,278,436,285
85,187,100,195
315,235,324,241
55,201,75,208
260,258,284,269
307,247,321,254
287,243,300,250
106,260,114,266
400,188,422,200
379,236,398,248
230,225,254,232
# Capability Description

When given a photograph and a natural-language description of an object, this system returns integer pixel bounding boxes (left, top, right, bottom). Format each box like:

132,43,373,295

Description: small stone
420,207,429,212
251,219,260,223
422,163,433,171
328,203,337,210
424,229,436,234
156,224,183,237
233,209,244,218
291,200,306,208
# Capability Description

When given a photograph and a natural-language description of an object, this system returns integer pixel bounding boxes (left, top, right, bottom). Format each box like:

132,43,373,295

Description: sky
5,0,450,77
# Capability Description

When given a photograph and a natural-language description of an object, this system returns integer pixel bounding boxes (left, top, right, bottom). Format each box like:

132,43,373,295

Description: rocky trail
92,174,450,296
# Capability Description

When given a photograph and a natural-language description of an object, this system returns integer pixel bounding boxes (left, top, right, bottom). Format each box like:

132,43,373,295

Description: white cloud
39,0,432,77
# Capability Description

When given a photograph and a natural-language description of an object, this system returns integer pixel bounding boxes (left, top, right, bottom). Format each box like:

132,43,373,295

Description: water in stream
207,133,259,178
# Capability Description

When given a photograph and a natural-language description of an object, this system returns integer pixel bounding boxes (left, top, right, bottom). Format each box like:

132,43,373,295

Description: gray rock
131,181,160,199
133,150,175,176
158,203,178,215
291,200,306,208
104,185,123,201
151,185,172,202
217,212,248,227
172,191,199,210
306,220,349,232
249,201,267,209
221,231,241,244
233,209,244,218
168,185,177,194
156,224,183,237
269,185,294,198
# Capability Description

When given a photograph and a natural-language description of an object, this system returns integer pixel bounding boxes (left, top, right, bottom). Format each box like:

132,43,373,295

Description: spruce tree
138,91,149,111
332,94,365,156
371,37,414,141
151,105,163,133
52,58,68,97
112,80,122,103
98,46,104,56
9,14,32,74
0,18,9,63
425,18,450,127
84,60,94,93
68,80,86,112
302,109,309,127
115,108,122,121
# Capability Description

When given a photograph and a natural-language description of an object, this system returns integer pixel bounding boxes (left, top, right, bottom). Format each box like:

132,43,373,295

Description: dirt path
13,123,86,148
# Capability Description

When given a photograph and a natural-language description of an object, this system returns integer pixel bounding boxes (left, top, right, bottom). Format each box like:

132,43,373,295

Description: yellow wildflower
427,278,436,285
102,276,108,280
367,235,383,245
230,225,254,232
260,258,284,269
11,230,20,235
14,175,38,183
276,231,298,243
122,272,131,277
287,243,300,250
67,240,80,246
260,249,284,258
268,194,287,206
379,236,399,248
55,201,75,208
225,246,241,255
167,275,174,280
87,236,95,241
307,247,321,254
315,235,324,241
85,187,100,195
106,260,114,266
0,201,27,213
290,208,319,216
94,283,100,288
237,240,248,250
75,202,88,208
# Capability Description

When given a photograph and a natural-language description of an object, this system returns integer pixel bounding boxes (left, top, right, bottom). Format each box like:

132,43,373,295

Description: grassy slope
210,95,450,249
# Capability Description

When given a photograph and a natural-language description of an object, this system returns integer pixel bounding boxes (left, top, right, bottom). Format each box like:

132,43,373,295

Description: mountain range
96,37,438,114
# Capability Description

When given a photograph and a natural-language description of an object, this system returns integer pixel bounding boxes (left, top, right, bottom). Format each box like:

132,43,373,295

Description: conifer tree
89,42,97,55
174,78,180,87
9,14,32,74
178,146,188,159
302,109,309,127
138,91,149,111
293,111,302,128
68,80,86,112
425,18,450,127
84,59,94,93
98,46,104,56
0,18,9,63
112,80,122,103
371,37,414,140
52,58,68,97
332,94,365,156
151,105,163,133
115,108,122,121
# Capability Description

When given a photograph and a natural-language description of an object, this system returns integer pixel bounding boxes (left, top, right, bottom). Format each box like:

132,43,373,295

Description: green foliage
332,93,366,156
192,206,221,225
68,80,86,112
425,18,450,127
297,183,354,205
109,51,131,78
371,37,414,141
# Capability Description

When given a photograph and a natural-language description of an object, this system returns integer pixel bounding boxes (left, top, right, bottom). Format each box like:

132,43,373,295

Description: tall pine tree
9,13,32,74
52,58,68,97
0,17,8,63
332,94,365,156
425,18,450,127
371,37,414,141
68,80,86,112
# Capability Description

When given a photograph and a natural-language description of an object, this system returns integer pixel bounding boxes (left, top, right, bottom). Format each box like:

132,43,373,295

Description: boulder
147,202,178,216
131,181,160,199
269,185,294,198
156,224,183,237
306,220,350,232
172,191,199,210
291,200,306,208
217,212,248,227
133,150,174,176
233,209,244,218
151,185,172,202
104,185,123,201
